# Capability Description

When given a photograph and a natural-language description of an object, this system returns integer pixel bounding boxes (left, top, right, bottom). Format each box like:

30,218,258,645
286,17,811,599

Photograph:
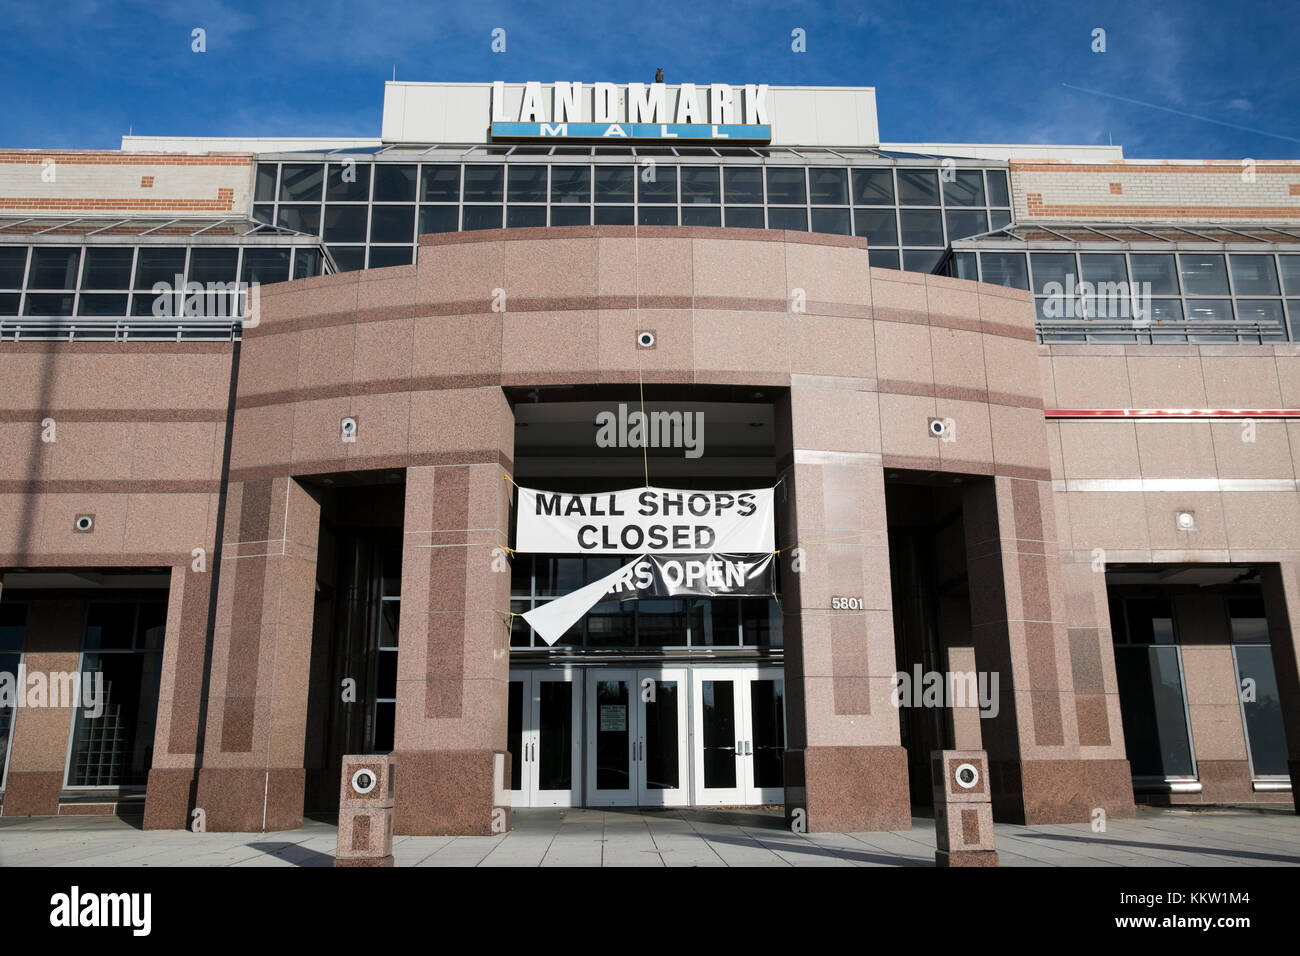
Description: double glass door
508,664,785,808
692,668,786,805
508,670,581,807
584,668,690,807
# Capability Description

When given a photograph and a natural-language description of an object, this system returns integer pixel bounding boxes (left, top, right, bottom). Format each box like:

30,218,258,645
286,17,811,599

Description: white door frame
509,668,582,808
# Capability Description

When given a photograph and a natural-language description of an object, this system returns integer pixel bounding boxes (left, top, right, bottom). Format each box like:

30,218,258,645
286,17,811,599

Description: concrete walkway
1,805,1297,867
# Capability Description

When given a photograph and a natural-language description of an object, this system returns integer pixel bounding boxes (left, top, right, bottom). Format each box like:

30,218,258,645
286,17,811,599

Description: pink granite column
2,599,84,815
963,476,1134,823
391,388,513,835
143,563,213,828
1260,563,1300,810
776,386,911,833
194,476,320,831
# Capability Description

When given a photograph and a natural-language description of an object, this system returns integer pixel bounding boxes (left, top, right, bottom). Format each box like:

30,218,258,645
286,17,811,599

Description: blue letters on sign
491,122,771,142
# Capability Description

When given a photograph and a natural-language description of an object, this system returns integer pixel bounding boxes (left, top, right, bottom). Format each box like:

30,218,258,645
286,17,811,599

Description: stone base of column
936,849,1000,867
194,767,305,832
143,768,198,829
334,855,394,867
784,746,911,832
392,750,510,836
0,771,62,816
990,758,1135,824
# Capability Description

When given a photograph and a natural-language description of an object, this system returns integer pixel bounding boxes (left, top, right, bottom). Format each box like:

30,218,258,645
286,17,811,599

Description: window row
257,161,1012,209
0,245,322,317
510,555,781,649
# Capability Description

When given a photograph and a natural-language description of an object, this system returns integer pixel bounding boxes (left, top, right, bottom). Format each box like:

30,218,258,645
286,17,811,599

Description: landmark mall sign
488,80,773,142
378,81,880,147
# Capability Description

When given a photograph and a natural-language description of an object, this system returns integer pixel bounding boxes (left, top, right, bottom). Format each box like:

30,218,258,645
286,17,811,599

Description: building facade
0,82,1297,834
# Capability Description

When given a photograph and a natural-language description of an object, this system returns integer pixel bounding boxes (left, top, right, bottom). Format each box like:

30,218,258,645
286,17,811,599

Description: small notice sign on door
599,705,626,732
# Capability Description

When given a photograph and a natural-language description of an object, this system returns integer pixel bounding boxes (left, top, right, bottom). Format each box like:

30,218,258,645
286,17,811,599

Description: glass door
691,667,786,805
508,670,581,808
638,668,689,807
585,670,637,806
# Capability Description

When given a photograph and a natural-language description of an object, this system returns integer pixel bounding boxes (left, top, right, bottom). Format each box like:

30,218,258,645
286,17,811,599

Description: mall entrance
508,664,785,808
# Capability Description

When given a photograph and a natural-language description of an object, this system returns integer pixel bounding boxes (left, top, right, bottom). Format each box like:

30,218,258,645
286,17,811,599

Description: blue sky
0,0,1296,157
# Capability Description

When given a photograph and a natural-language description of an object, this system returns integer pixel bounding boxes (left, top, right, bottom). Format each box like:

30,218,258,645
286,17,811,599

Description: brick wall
1010,160,1300,224
0,150,254,217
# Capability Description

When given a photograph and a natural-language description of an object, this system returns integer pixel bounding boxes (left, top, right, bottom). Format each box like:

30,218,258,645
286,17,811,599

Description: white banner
515,486,774,554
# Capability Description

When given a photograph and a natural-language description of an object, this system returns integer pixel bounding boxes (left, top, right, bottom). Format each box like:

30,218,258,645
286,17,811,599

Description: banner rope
639,366,650,489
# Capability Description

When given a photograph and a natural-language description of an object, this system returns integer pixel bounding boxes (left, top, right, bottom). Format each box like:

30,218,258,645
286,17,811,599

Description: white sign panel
515,486,774,555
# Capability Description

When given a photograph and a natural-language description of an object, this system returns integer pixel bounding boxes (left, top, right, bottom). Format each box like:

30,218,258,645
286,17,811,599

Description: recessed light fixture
1175,511,1196,531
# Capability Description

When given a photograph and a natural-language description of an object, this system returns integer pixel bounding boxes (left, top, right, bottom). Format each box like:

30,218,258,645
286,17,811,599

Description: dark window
254,163,277,201
952,251,978,280
507,206,547,228
723,167,763,204
0,292,18,314
188,248,238,285
945,209,988,240
279,163,323,202
80,248,133,290
897,169,940,205
326,161,370,202
681,206,721,226
854,208,897,246
768,207,807,230
293,248,321,279
328,246,365,272
986,169,1010,207
373,164,417,202
809,168,848,205
595,206,634,225
463,165,504,203
551,166,590,204
765,167,806,205
550,206,589,226
594,166,633,203
462,206,503,230
681,166,721,204
367,246,412,268
370,205,415,243
0,247,27,287
638,206,678,226
943,169,985,206
276,204,321,235
134,248,185,290
724,207,764,229
508,165,548,203
902,249,944,273
810,208,850,235
419,206,459,234
324,206,368,243
989,208,1012,230
77,294,128,316
23,293,74,315
899,209,943,246
638,165,677,203
851,168,894,205
28,247,80,289
421,165,462,202
868,248,899,270
980,252,1029,290
241,248,291,285
1031,252,1076,294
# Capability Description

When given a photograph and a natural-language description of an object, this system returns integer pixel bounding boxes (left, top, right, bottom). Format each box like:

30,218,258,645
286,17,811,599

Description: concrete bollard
334,755,394,868
931,749,999,868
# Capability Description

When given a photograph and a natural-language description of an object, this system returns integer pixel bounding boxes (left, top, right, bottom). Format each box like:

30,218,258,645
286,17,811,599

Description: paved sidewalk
1,805,1297,867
